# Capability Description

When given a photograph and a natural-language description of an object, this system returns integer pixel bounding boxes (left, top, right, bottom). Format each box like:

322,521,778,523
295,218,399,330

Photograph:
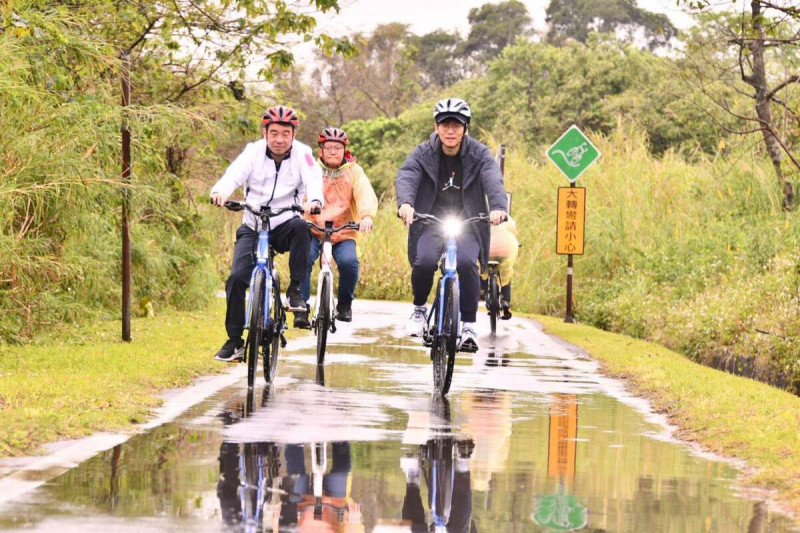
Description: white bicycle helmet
433,97,471,125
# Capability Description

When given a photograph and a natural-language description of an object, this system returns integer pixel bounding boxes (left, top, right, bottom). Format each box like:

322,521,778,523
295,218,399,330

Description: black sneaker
335,301,352,322
214,338,244,362
293,310,311,329
286,283,306,311
501,302,512,320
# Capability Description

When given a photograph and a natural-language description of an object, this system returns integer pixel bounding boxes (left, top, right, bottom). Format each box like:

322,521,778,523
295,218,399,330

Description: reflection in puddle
0,301,797,532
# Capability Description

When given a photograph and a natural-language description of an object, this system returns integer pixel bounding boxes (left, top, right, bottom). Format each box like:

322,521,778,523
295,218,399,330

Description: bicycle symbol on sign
551,142,589,168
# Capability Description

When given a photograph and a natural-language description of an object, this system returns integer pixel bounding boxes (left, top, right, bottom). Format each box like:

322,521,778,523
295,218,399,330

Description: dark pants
401,469,473,532
411,225,481,322
225,219,310,340
300,238,359,305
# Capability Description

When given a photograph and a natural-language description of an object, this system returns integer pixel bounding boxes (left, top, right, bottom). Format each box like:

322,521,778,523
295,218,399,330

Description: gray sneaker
405,306,427,337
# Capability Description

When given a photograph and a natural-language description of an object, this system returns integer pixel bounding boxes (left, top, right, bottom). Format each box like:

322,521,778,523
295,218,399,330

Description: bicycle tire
315,273,331,365
442,278,459,395
432,278,459,397
247,269,265,389
263,274,282,383
488,270,500,336
431,281,446,395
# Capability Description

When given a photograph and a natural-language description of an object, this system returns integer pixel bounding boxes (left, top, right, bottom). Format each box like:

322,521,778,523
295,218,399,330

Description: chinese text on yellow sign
556,187,586,255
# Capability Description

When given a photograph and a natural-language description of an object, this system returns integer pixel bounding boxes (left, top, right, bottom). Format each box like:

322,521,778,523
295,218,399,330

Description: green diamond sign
546,125,601,182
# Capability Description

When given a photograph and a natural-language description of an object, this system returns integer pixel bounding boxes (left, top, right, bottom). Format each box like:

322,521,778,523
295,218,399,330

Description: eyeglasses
323,145,344,153
437,121,464,131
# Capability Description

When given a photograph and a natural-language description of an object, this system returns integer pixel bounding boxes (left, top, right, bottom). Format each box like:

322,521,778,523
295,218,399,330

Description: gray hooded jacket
395,132,508,269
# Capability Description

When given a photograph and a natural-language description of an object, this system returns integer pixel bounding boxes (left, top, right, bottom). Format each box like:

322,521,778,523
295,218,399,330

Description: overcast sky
312,0,695,38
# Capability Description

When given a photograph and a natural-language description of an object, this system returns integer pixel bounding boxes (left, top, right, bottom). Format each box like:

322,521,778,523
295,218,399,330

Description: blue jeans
300,238,359,306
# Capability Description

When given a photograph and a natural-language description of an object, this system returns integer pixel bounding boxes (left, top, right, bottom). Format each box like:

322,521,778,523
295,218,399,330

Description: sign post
121,50,132,342
547,125,599,323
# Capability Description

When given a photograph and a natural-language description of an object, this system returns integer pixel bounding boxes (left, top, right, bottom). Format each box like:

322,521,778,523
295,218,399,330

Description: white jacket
211,138,324,229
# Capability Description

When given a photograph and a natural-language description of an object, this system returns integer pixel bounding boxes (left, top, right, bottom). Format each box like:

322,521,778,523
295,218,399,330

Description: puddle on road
0,308,797,532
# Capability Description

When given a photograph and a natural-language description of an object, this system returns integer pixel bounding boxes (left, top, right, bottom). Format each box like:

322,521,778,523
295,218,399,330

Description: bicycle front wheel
263,274,283,384
432,278,459,397
247,270,266,389
315,273,331,365
488,271,500,336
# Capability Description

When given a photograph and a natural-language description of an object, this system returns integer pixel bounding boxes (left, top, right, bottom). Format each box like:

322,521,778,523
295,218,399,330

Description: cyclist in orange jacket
300,127,378,324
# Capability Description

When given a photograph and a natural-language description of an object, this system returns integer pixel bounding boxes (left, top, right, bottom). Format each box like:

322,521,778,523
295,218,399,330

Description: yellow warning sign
556,187,586,255
547,394,578,478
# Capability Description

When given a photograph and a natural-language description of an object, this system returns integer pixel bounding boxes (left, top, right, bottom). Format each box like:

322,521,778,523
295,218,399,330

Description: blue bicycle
224,201,303,388
414,213,488,397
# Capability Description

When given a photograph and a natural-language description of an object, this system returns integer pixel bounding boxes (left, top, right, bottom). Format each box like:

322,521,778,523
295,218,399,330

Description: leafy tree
677,1,800,208
410,30,464,88
462,0,533,63
282,23,423,129
22,0,352,104
0,0,351,341
546,0,676,50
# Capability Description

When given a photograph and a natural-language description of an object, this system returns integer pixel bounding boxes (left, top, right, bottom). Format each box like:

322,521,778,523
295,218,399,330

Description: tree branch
766,75,800,100
126,15,159,52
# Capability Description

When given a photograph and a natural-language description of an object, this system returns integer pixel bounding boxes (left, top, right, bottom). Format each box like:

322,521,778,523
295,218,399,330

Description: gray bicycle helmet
433,97,471,125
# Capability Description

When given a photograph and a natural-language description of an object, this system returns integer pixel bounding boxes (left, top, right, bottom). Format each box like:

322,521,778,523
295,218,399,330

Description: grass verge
0,299,292,457
536,314,800,515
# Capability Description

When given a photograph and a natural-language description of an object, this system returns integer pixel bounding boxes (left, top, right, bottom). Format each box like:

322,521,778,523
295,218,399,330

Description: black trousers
411,225,481,322
224,219,310,339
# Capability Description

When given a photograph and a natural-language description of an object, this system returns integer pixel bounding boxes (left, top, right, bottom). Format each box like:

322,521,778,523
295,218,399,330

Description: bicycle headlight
443,217,463,237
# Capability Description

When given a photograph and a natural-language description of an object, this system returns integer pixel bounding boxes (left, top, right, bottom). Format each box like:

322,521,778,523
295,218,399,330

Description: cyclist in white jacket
210,106,323,362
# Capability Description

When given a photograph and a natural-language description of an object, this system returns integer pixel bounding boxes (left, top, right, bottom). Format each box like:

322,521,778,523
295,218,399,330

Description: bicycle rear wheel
247,270,266,389
488,270,500,336
263,274,283,384
315,273,331,365
432,278,459,397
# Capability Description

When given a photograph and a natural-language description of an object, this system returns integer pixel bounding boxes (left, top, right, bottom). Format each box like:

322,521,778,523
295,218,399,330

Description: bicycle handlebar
222,200,307,217
412,213,491,225
306,221,361,233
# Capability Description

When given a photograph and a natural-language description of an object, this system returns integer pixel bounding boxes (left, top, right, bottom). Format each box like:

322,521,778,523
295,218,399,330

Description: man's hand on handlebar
303,200,322,215
489,210,508,225
210,192,227,207
398,203,415,226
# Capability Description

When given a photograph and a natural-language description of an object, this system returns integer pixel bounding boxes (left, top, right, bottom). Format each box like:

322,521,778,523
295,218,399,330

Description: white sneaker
400,456,420,485
459,323,478,352
405,306,427,337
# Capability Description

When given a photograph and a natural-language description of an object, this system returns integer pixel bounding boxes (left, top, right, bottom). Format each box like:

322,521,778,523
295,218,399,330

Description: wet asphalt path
0,300,797,532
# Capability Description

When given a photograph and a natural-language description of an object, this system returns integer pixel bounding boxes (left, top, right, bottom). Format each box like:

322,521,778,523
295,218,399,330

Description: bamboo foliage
0,5,219,342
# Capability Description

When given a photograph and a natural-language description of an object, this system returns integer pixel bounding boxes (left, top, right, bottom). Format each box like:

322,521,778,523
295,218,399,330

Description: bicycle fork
436,235,460,337
312,240,336,332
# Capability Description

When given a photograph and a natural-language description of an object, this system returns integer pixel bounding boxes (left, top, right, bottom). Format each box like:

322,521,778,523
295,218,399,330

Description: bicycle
402,398,475,532
306,220,360,365
224,200,303,388
485,261,509,337
414,213,489,397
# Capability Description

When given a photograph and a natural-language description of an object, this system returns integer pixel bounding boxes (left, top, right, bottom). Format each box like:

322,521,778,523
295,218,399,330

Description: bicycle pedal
458,342,479,353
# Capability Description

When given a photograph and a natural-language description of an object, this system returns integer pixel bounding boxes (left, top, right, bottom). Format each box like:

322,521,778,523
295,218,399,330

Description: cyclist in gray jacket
396,98,508,351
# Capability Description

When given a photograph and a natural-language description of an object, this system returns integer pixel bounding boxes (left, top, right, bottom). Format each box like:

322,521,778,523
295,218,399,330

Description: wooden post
121,50,132,342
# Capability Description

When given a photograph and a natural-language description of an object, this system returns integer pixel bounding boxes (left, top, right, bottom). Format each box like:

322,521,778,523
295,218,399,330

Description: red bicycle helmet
317,127,348,146
261,105,299,128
